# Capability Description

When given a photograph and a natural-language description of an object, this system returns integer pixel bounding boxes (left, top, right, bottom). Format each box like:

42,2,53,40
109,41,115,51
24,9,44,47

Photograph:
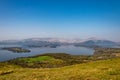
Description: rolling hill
0,58,120,80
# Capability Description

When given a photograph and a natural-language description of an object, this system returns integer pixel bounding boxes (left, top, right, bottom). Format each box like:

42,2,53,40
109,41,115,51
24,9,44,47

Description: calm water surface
0,45,94,62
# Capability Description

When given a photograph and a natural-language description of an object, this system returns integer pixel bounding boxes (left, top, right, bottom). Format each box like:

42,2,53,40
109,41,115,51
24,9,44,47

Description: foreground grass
0,58,120,80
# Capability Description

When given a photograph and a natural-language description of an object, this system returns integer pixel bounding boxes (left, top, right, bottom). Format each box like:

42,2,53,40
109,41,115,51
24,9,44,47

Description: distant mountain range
24,38,82,43
0,38,119,48
75,39,118,48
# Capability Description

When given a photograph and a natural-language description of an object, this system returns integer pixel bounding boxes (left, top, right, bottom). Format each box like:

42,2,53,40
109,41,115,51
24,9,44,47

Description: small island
2,47,31,53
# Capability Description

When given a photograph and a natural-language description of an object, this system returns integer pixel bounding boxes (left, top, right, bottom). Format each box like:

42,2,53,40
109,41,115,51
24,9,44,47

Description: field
7,53,92,68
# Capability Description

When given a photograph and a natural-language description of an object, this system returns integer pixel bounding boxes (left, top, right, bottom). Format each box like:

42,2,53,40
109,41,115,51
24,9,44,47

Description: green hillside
0,58,120,80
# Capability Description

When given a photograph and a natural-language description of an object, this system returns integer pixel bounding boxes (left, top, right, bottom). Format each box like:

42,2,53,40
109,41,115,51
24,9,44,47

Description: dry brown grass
0,58,120,80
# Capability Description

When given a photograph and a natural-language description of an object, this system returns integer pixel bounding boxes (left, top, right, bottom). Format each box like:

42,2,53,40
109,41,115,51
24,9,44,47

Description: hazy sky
0,0,120,41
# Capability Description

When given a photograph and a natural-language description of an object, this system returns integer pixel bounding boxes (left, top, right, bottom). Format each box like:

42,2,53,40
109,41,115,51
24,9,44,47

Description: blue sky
0,0,120,41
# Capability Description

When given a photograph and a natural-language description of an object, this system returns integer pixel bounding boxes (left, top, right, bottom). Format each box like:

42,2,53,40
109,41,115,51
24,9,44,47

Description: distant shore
1,47,31,53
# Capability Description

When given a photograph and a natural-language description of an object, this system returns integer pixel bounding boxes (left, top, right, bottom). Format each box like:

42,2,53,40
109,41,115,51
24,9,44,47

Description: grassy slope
0,58,120,80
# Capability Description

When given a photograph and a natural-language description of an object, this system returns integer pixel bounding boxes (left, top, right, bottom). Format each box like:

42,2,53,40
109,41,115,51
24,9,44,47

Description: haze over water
0,0,120,42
